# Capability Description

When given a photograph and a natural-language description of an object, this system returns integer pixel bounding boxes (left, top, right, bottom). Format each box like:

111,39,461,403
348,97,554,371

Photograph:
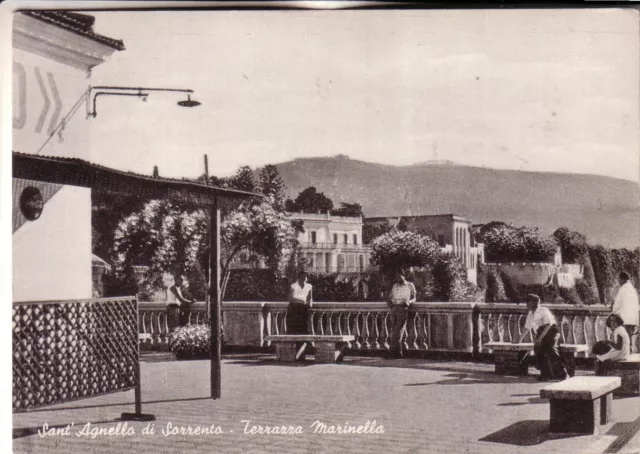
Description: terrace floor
13,353,640,454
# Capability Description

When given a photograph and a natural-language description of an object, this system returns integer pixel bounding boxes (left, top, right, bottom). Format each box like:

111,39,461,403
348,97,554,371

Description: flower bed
169,324,211,359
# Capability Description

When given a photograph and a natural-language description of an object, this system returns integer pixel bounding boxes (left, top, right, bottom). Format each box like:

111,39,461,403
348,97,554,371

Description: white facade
290,213,373,274
12,13,122,301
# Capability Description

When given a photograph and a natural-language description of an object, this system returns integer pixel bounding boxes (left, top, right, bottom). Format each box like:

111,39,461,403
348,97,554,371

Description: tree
589,245,616,304
92,191,149,261
363,220,394,244
111,195,302,303
483,223,556,263
553,227,589,264
219,196,301,299
286,186,334,214
112,199,209,298
370,230,439,274
229,166,256,192
331,202,364,217
259,165,287,208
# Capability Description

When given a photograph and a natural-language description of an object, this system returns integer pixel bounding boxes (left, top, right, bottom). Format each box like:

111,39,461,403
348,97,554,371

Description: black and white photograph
5,2,640,453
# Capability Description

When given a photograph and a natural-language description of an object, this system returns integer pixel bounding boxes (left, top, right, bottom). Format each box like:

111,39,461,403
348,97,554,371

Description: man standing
517,294,568,381
166,274,196,333
612,271,639,352
387,270,416,359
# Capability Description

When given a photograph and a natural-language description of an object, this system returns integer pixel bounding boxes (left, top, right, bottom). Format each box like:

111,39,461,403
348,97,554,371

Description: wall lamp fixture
87,86,201,117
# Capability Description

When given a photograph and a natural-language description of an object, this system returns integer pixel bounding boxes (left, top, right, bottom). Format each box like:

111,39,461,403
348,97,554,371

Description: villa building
230,212,373,275
292,212,373,274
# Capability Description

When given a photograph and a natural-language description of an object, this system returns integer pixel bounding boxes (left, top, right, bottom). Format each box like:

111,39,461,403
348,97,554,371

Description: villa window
310,231,317,244
343,234,348,244
333,233,338,244
353,234,358,245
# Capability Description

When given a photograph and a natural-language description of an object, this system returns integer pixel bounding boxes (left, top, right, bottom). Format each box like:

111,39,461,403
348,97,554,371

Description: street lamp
87,86,201,117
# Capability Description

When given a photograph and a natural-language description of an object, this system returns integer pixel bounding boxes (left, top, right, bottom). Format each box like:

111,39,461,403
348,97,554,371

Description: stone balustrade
476,303,614,355
138,301,476,353
138,301,627,356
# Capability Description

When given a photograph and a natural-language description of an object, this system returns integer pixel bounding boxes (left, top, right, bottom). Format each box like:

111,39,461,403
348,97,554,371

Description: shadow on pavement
479,420,583,446
19,396,211,413
404,370,536,387
601,415,640,454
497,397,548,406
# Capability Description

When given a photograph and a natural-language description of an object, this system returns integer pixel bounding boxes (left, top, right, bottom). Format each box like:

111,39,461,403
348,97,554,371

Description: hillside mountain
268,156,639,248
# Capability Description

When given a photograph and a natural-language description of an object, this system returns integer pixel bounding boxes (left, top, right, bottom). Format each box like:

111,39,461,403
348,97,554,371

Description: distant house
229,212,374,275
364,214,484,285
292,212,373,274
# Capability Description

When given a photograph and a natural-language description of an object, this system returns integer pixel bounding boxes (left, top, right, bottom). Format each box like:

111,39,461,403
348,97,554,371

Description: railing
304,265,372,274
138,301,207,349
139,301,476,353
476,303,614,355
299,242,372,251
306,302,476,353
13,297,139,412
138,301,632,356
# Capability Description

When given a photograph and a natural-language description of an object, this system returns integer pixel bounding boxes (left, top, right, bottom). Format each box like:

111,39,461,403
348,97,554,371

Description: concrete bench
540,376,621,434
265,335,355,363
595,353,640,396
485,342,589,376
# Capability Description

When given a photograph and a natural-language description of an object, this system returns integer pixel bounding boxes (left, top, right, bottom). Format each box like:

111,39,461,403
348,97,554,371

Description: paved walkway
13,354,640,454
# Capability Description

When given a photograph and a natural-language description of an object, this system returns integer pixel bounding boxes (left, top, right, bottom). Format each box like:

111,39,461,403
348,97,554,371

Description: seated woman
595,313,630,363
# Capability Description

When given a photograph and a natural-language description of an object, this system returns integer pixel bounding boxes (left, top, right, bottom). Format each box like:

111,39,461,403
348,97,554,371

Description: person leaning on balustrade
387,269,416,359
166,274,196,334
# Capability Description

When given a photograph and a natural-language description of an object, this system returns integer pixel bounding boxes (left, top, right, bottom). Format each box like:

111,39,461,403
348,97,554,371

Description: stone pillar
329,253,338,273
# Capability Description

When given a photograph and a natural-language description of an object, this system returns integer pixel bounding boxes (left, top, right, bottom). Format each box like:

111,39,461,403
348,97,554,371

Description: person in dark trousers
287,271,313,334
387,269,416,359
166,275,196,333
517,294,568,381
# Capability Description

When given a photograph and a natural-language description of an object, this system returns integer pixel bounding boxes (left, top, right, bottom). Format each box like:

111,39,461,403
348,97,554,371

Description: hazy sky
88,7,640,181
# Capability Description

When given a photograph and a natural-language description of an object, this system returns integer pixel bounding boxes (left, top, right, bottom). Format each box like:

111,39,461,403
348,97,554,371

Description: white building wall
13,183,92,301
12,14,119,301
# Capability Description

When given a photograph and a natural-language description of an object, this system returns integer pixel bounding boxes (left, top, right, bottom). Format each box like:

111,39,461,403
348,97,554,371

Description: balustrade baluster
363,312,371,349
560,315,571,344
583,315,595,346
497,314,505,342
352,312,361,349
375,312,384,350
573,315,586,345
409,312,419,350
594,315,607,341
486,313,495,343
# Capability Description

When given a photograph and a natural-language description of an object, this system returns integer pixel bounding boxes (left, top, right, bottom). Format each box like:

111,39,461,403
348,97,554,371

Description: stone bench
595,353,640,396
265,335,355,363
484,342,589,376
540,376,621,434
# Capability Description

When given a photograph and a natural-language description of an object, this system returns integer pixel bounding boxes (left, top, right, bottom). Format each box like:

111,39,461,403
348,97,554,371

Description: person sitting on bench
516,294,569,381
594,313,631,363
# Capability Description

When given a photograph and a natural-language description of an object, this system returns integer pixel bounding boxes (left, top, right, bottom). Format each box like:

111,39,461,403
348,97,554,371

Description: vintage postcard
6,2,640,453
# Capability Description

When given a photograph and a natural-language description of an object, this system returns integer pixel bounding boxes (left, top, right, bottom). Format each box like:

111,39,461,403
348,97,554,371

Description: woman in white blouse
596,313,631,363
287,271,313,334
